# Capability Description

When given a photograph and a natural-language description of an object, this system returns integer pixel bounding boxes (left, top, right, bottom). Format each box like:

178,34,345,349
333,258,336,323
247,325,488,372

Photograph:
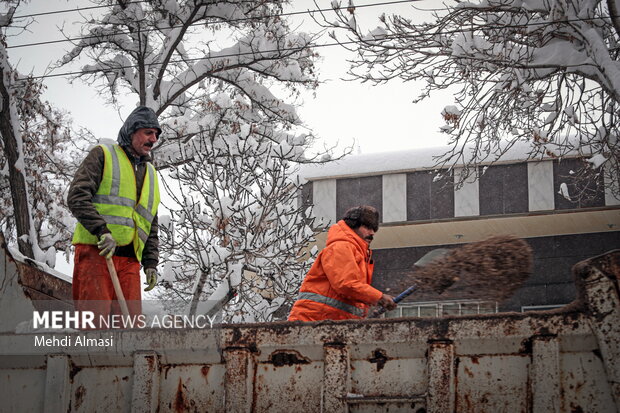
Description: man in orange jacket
288,206,397,321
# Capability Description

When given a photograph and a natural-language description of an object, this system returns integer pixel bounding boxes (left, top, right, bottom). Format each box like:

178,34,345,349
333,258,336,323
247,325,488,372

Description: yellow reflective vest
72,144,160,262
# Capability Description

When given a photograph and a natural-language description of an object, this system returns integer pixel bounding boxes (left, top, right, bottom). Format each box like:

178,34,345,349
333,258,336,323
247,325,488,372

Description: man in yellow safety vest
68,106,161,320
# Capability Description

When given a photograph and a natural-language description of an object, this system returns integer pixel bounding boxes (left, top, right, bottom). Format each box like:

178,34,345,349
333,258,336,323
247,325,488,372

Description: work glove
97,233,116,259
144,268,158,292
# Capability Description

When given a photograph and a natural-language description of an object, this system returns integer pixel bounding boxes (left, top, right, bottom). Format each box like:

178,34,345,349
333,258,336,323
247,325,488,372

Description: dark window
479,163,528,215
554,158,605,209
336,176,383,222
406,170,454,221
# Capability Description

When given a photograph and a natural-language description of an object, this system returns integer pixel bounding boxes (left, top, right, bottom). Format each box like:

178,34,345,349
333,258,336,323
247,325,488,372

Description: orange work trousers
72,244,142,326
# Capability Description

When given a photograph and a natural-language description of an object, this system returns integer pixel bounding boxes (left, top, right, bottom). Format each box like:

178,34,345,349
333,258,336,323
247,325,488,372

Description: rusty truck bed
0,242,618,412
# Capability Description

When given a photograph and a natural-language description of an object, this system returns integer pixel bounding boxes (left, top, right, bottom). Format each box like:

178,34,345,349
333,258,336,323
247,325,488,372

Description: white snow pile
587,154,608,169
8,245,72,283
558,182,571,201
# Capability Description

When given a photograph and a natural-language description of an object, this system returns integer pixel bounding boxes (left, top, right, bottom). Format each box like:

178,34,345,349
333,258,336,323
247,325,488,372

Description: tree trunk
0,73,34,259
189,267,210,316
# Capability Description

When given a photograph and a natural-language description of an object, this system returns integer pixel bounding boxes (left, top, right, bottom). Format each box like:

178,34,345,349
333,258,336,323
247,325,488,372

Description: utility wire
24,39,353,80
20,11,620,81
7,0,420,49
7,1,617,51
9,1,619,80
12,0,419,19
13,1,149,19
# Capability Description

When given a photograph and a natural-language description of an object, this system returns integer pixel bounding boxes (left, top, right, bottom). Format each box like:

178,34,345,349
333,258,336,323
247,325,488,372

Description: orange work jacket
288,220,383,321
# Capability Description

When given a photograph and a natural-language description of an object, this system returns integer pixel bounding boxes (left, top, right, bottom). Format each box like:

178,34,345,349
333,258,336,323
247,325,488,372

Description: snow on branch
0,1,80,266
60,0,332,321
319,0,620,198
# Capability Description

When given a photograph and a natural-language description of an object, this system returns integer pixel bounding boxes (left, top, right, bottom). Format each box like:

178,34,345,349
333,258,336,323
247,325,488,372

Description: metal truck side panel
0,244,618,412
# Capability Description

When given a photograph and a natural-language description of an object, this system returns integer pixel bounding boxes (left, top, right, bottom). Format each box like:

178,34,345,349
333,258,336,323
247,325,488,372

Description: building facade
300,147,620,314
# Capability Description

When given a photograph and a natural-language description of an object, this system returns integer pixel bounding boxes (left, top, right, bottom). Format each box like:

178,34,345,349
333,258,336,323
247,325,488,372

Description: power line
7,0,419,49
20,12,620,81
8,1,617,52
13,1,147,19
24,39,353,80
10,1,618,80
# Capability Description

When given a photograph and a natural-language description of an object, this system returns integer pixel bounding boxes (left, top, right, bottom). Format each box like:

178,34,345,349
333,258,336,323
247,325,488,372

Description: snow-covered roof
300,146,446,180
299,139,584,181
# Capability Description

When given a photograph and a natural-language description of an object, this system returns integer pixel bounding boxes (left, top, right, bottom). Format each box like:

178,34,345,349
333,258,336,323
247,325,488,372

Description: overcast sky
6,0,452,155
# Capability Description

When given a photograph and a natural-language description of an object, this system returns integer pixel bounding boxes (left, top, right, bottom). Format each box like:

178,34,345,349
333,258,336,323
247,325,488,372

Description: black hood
117,106,162,147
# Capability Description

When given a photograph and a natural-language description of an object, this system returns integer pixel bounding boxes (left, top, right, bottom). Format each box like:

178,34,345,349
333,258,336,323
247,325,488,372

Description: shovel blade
414,248,451,267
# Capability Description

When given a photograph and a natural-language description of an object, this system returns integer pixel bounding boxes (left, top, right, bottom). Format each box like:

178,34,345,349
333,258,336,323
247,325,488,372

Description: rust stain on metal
577,249,620,280
570,403,585,413
16,259,72,304
268,349,310,367
368,348,390,371
201,365,210,385
573,380,585,394
231,328,242,343
74,385,86,410
69,363,82,381
174,377,189,413
163,365,171,380
323,341,346,348
251,354,259,413
271,325,293,335
519,338,533,355
460,393,473,412
537,327,553,336
145,353,156,370
248,342,259,354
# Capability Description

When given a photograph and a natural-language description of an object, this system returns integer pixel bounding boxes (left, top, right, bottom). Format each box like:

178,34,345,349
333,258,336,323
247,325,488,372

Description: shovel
369,235,533,318
105,257,131,318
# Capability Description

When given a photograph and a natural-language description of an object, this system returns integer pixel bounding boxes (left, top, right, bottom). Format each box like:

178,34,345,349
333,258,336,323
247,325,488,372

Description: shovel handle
105,257,131,318
370,284,418,318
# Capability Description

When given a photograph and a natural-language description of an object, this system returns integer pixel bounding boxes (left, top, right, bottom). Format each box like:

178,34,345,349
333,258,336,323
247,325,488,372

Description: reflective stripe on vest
296,292,365,318
132,162,159,260
72,144,159,261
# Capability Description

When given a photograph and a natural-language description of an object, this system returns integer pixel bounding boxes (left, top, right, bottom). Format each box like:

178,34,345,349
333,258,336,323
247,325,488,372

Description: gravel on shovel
403,235,533,301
